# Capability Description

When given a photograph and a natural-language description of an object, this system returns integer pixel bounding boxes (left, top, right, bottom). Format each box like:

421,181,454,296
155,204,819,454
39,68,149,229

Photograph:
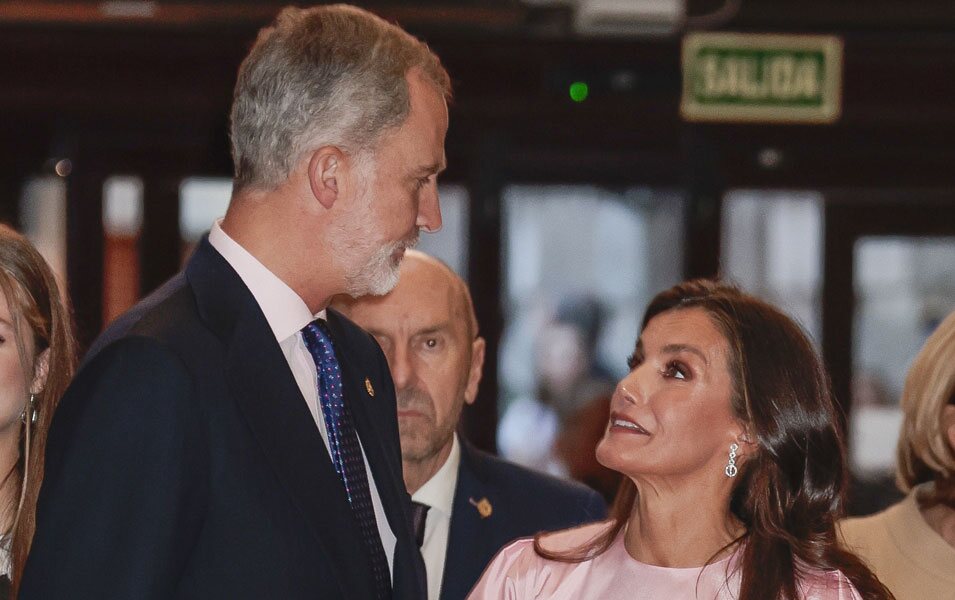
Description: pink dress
468,522,863,600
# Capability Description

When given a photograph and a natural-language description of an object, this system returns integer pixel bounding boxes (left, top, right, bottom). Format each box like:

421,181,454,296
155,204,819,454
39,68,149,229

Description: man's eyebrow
415,322,451,337
660,343,708,364
414,161,446,177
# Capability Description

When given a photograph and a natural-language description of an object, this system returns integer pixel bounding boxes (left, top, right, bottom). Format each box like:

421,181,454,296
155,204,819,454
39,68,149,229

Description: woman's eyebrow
660,343,708,364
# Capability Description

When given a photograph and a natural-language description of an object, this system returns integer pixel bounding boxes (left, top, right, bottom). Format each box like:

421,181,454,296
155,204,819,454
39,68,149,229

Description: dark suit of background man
21,5,452,599
335,251,608,600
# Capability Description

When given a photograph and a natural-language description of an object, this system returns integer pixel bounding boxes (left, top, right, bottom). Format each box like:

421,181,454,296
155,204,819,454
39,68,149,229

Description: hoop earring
20,393,37,425
724,443,739,478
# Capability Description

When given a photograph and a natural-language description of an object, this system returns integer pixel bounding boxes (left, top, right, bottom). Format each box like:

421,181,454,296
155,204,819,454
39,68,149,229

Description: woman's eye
425,338,438,349
663,361,688,380
626,353,642,370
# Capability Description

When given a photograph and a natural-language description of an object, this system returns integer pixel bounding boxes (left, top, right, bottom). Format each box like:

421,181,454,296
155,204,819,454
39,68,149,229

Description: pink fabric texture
468,522,863,600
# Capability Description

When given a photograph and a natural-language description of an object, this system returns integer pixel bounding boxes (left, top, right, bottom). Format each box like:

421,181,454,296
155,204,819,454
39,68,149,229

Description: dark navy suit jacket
440,442,607,600
22,239,426,599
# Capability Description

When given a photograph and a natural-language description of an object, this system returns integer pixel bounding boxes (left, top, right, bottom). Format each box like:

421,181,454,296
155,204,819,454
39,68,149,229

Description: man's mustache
397,388,433,415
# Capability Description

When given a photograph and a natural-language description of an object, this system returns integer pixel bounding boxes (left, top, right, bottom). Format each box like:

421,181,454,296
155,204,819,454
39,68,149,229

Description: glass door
822,193,955,515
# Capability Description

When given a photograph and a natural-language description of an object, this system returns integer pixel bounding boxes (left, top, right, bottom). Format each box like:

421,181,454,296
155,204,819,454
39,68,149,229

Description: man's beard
349,232,419,297
336,203,419,298
397,386,453,464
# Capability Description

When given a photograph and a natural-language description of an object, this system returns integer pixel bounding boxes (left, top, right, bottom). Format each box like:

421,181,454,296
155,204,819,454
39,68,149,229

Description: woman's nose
617,359,659,403
613,373,642,406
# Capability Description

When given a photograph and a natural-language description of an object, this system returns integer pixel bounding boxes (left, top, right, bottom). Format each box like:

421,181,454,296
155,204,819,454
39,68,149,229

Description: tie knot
302,319,334,355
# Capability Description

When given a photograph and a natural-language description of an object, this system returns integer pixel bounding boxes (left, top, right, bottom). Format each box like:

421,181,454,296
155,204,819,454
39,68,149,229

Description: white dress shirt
412,434,461,600
208,221,396,576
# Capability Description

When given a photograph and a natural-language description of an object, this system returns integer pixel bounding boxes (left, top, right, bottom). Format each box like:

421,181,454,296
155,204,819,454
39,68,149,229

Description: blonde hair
896,309,955,498
0,224,77,595
230,4,452,191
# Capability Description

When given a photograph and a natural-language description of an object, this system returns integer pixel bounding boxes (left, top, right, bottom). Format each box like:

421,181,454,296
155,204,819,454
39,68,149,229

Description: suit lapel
442,443,495,600
325,311,408,533
324,310,426,599
186,241,376,599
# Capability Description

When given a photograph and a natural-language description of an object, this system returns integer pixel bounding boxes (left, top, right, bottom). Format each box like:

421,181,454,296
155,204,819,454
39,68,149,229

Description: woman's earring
725,443,739,478
20,393,37,425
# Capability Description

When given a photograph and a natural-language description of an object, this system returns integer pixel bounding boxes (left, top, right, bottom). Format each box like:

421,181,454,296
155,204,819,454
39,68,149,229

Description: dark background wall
3,0,955,458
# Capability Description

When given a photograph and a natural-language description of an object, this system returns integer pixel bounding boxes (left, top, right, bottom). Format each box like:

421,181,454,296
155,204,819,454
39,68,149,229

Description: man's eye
425,338,438,348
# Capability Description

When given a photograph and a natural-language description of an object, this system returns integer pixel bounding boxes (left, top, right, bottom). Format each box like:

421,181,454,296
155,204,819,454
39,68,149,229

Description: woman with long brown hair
470,280,892,600
0,224,75,598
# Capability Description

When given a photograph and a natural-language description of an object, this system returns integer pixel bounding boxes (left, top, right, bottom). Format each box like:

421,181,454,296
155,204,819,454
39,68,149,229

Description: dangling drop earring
21,393,37,425
725,443,739,478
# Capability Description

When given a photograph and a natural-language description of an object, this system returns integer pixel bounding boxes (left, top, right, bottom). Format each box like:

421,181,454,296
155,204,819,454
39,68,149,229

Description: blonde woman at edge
840,309,955,600
0,224,76,598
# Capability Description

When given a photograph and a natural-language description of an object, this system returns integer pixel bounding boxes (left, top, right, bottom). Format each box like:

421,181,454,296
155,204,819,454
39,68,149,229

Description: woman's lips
608,411,650,435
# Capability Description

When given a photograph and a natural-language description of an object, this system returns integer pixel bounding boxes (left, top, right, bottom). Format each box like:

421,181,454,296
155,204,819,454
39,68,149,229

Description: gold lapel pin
365,378,375,397
469,497,493,519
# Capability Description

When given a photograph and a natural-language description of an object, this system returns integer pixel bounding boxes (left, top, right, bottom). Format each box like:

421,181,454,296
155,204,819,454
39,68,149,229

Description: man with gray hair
22,5,449,599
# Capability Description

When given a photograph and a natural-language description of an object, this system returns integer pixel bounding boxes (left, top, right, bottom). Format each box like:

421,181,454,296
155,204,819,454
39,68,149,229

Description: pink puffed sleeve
799,569,864,600
467,537,546,600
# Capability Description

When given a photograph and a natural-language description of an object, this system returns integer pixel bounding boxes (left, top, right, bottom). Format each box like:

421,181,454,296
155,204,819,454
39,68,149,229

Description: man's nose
416,183,442,233
389,344,416,391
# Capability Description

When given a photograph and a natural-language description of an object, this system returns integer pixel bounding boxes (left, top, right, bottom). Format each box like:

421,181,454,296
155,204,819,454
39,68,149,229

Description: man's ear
31,348,50,395
307,146,345,210
463,337,486,406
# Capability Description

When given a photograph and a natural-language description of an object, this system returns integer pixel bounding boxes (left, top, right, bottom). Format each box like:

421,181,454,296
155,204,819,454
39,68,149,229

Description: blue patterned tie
301,319,391,599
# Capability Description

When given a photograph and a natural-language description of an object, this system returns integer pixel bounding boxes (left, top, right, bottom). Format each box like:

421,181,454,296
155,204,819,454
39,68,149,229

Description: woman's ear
734,428,757,460
943,404,955,455
30,348,50,395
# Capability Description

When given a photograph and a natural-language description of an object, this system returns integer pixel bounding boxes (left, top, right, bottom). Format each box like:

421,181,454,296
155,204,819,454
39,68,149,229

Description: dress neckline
609,526,739,573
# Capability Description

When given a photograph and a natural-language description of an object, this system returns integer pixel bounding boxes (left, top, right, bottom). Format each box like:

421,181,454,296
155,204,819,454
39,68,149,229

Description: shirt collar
412,434,461,516
208,220,323,342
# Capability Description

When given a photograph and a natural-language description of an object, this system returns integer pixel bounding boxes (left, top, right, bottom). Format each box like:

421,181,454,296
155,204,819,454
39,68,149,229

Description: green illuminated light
569,81,589,103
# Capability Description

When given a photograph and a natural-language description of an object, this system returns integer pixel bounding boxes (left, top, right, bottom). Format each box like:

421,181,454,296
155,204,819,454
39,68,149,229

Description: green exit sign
681,33,842,124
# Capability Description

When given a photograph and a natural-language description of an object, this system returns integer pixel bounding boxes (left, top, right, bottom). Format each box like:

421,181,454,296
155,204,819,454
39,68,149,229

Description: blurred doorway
823,192,955,515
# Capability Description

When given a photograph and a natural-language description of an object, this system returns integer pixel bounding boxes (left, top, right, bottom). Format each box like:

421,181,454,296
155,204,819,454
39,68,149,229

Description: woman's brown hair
0,224,76,596
535,279,892,600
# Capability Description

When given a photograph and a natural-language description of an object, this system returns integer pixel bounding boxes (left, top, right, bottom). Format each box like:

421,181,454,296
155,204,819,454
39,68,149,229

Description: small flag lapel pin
469,497,493,519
